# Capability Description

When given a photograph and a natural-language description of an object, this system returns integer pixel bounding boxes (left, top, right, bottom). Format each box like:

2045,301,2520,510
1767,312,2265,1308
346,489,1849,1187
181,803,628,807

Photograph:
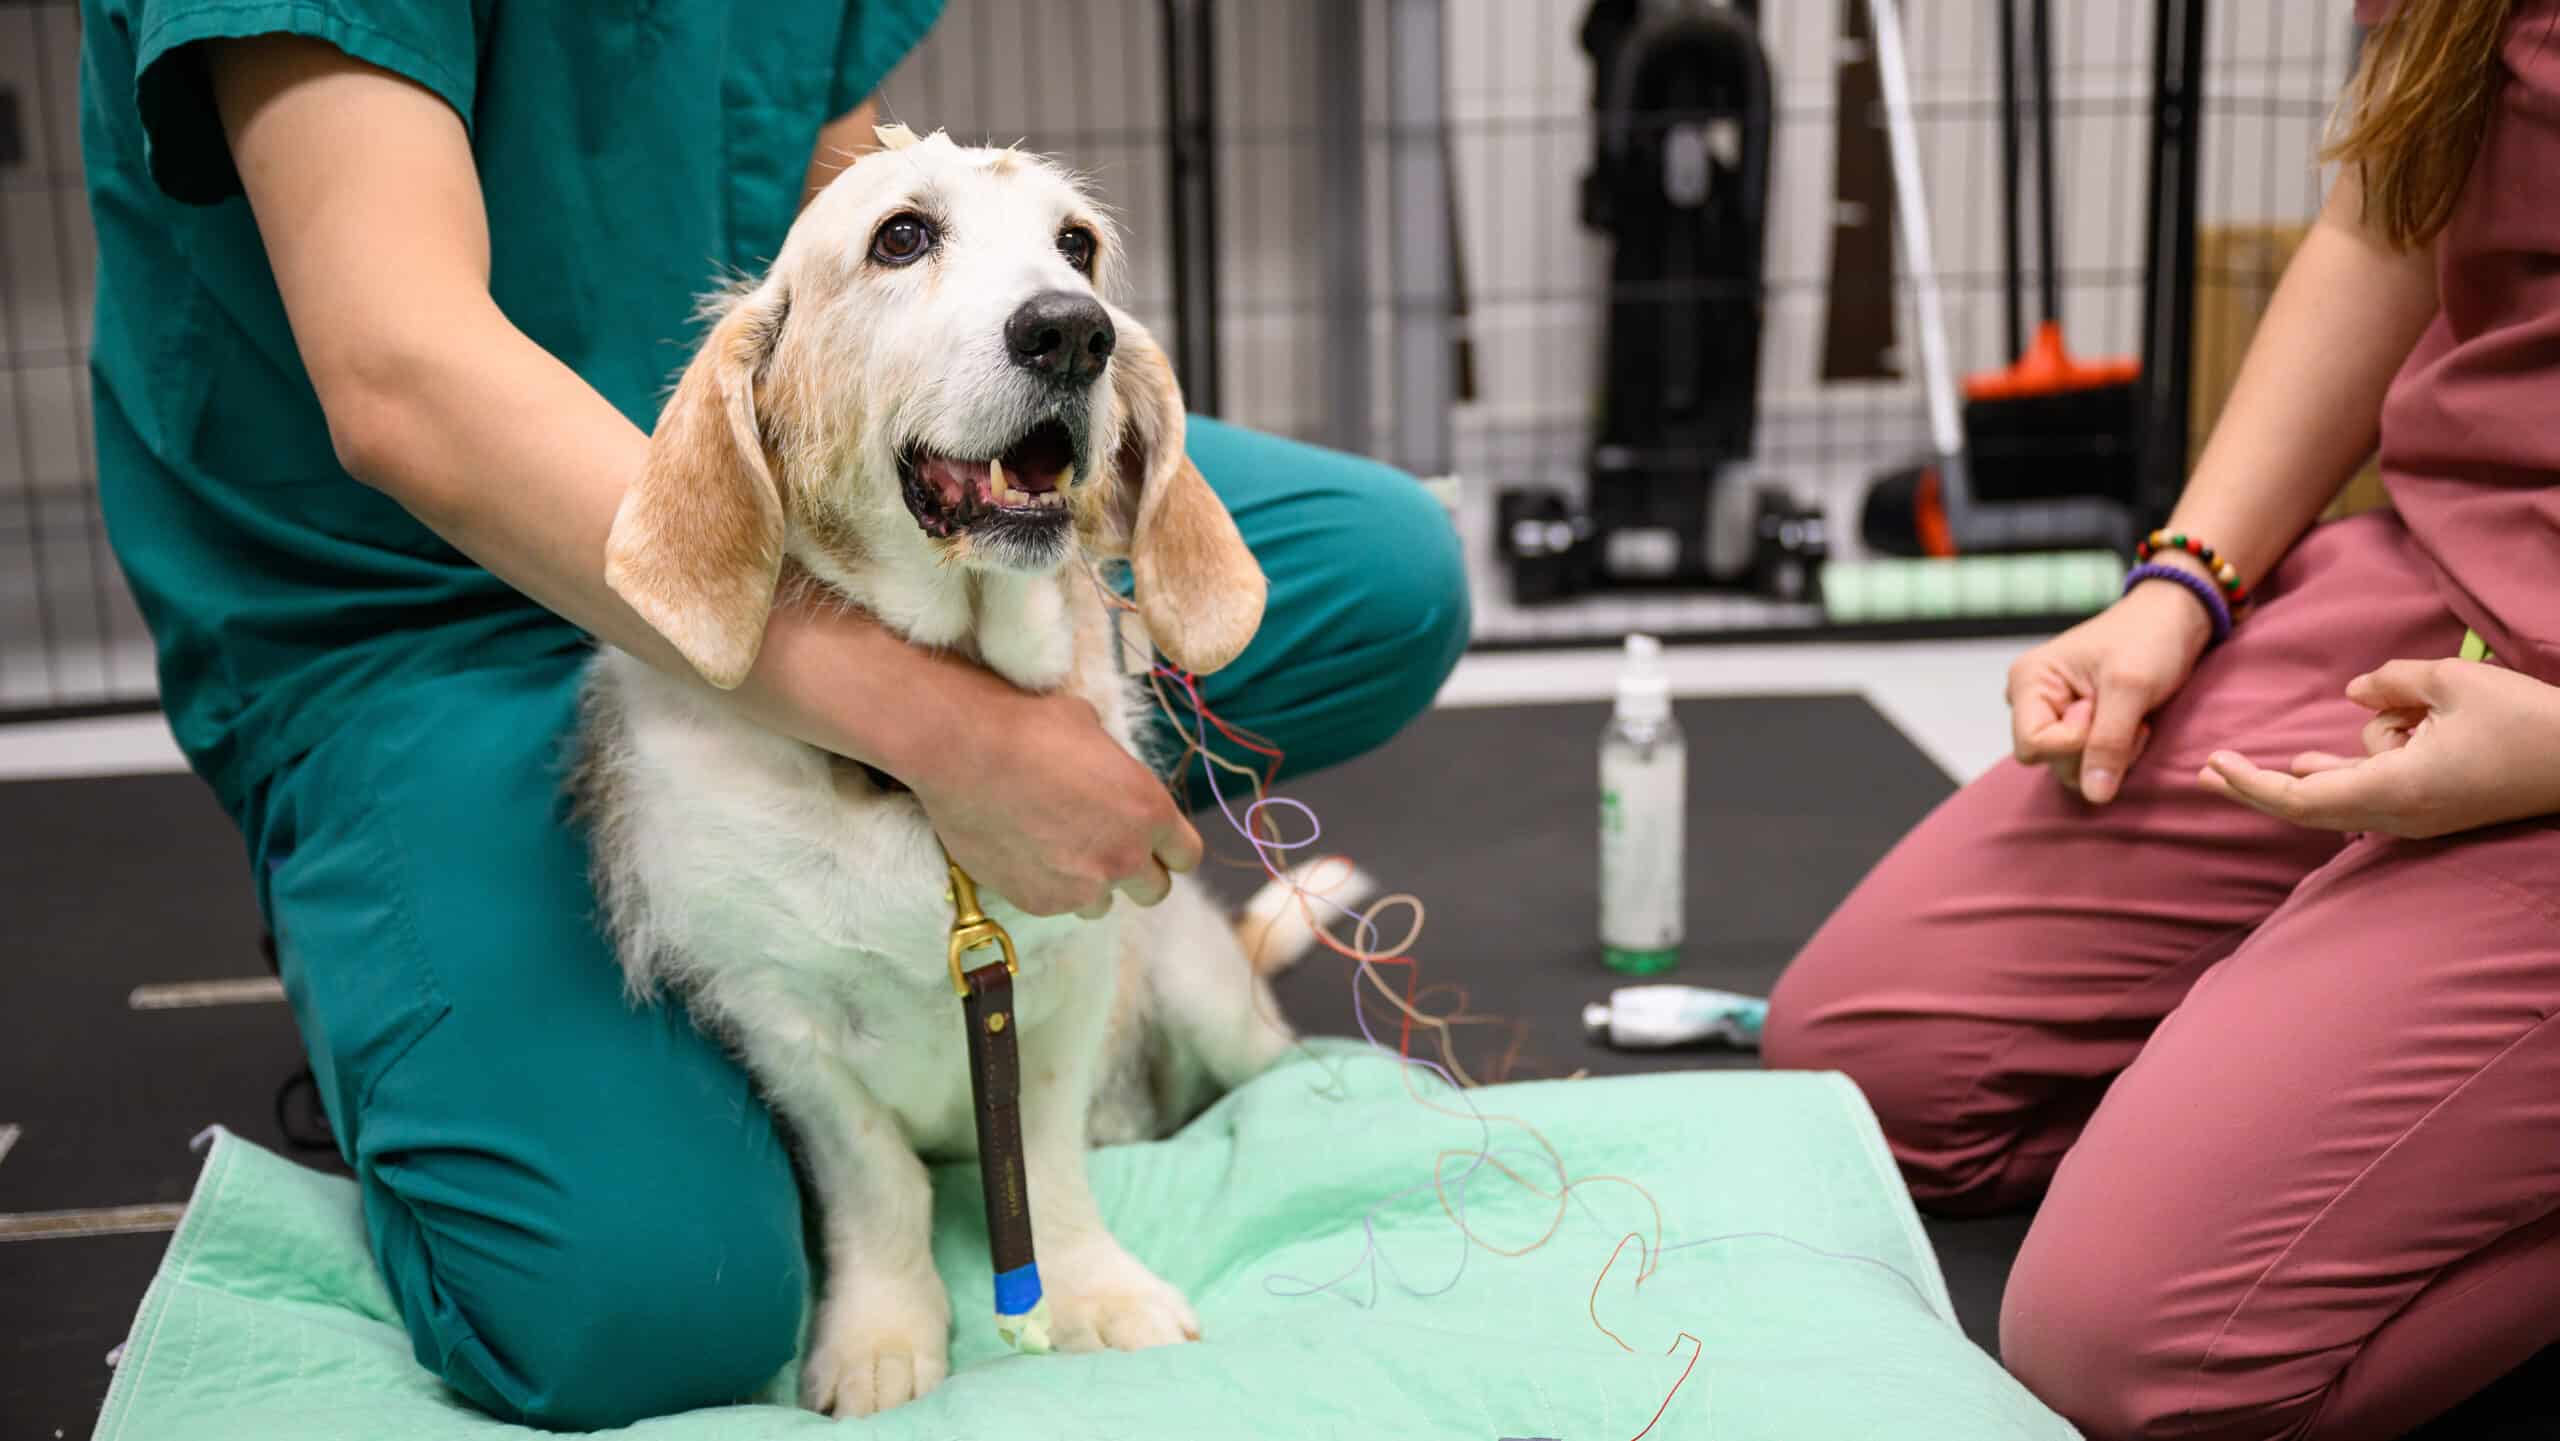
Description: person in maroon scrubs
1768,3,2560,1437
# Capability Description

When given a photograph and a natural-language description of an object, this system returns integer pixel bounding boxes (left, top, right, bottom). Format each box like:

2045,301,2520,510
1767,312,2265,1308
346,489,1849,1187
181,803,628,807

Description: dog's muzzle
897,416,1085,544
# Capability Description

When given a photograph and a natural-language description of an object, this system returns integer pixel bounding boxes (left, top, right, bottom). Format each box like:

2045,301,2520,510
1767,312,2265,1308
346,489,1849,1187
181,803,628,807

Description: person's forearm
209,35,980,784
2159,168,2439,588
802,99,880,210
327,301,999,785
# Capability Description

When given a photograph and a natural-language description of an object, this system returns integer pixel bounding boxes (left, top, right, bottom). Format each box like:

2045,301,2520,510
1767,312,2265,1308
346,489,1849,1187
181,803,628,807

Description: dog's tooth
989,456,1011,502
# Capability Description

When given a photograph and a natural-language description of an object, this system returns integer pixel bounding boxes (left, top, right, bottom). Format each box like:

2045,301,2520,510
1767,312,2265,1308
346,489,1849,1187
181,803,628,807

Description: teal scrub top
79,0,943,820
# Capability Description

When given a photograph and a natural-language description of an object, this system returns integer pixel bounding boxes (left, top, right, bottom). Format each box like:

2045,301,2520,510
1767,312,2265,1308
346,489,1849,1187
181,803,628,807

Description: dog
569,124,1325,1417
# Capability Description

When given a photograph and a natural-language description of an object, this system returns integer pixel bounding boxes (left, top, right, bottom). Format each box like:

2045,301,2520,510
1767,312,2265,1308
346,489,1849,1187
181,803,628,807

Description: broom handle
1864,0,1963,464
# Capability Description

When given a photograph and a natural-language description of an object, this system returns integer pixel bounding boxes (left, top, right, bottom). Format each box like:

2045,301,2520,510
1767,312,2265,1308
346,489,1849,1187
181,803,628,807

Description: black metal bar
0,85,22,171
1314,0,1371,454
1385,0,1451,476
2135,0,2206,523
0,698,163,726
1158,0,1222,414
2028,0,2060,327
1996,0,2023,359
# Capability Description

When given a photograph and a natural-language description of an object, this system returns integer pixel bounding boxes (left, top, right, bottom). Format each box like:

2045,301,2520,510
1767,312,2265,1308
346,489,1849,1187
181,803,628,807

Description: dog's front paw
801,1277,952,1418
1043,1244,1202,1352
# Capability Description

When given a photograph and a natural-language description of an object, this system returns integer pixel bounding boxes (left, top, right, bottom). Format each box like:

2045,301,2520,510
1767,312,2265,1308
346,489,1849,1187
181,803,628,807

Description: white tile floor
0,637,2029,786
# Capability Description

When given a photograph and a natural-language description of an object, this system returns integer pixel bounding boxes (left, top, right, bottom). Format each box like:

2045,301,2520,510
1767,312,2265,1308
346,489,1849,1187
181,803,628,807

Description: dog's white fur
570,126,1302,1417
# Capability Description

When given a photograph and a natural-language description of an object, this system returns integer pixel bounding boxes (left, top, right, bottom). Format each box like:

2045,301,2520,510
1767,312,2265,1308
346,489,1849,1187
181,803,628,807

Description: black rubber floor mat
1238,694,1951,1086
6,700,2551,1436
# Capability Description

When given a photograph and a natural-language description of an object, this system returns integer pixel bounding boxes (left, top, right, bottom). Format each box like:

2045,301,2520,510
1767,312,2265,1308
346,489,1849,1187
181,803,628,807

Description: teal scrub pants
250,419,1468,1430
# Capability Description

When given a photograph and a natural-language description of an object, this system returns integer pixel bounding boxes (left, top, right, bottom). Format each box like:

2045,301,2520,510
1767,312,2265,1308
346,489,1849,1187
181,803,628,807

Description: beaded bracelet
2136,530,2251,607
2122,562,2232,647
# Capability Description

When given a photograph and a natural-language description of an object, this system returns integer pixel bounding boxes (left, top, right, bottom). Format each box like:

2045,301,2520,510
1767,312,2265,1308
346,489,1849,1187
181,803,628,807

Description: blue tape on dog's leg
992,1263,1050,1353
993,1262,1043,1315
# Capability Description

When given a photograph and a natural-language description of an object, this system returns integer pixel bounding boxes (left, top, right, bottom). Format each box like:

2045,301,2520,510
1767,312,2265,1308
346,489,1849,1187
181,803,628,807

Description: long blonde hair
2325,0,2517,249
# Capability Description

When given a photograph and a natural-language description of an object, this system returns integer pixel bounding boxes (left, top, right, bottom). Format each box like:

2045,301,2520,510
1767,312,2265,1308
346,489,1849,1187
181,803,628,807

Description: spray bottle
1599,634,1684,974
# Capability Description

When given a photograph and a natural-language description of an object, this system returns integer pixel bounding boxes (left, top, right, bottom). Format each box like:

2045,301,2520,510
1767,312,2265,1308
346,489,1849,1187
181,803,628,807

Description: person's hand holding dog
2202,658,2560,839
910,686,1203,919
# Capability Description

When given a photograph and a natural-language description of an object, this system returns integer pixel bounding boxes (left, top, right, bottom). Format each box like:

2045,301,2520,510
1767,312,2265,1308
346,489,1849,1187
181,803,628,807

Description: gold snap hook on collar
943,852,1020,996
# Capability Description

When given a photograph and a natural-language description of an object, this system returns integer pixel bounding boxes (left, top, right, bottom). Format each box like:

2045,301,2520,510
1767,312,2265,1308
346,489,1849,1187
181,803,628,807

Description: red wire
1158,664,1420,1059
1631,1334,1703,1441
1163,666,1284,781
1397,951,1417,1059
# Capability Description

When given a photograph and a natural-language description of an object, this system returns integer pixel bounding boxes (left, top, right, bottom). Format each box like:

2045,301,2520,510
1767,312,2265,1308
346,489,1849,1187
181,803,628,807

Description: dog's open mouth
899,419,1081,541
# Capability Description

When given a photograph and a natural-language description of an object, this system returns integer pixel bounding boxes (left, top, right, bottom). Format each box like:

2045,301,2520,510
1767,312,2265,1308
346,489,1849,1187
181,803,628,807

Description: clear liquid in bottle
1599,634,1685,974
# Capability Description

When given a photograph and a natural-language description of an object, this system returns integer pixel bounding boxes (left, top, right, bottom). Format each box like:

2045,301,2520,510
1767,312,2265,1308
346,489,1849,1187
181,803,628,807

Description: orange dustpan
1965,320,2138,401
1961,318,2142,505
1959,0,2143,506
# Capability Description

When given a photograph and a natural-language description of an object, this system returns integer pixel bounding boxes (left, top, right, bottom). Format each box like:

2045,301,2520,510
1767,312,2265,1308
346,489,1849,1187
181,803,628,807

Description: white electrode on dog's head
871,122,949,152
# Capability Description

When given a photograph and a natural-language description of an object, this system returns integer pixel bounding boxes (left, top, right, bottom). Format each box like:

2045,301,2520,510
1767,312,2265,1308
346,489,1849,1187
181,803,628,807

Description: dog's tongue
919,456,992,508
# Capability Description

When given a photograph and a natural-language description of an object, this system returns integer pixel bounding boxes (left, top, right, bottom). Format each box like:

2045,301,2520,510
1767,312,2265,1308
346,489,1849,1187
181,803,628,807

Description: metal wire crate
0,0,2362,715
871,1,2356,648
2,1,149,717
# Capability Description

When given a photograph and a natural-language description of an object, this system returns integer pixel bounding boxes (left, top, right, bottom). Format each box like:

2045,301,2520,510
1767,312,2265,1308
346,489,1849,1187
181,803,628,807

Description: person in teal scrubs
80,2,1468,1426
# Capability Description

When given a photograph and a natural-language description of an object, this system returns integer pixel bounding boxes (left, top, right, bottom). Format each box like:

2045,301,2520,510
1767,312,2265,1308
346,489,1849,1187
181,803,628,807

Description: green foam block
1824,551,2125,625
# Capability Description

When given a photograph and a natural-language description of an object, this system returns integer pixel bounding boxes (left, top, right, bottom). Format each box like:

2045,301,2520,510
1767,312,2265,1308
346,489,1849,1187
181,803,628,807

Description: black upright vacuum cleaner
1500,0,1826,608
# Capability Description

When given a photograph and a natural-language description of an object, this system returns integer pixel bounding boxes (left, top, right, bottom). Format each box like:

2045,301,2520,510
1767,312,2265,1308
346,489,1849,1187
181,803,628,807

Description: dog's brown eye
1057,226,1097,275
871,213,935,266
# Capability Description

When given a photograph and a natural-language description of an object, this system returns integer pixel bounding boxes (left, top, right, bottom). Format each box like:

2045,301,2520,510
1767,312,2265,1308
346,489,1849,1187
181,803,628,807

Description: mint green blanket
94,1048,2076,1440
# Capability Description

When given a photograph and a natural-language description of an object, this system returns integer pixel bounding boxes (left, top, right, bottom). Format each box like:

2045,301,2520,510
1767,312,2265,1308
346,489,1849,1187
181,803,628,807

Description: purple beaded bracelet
2122,562,2232,647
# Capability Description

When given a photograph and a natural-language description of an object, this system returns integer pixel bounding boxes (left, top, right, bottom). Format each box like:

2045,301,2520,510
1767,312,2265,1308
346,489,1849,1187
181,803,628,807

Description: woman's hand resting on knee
2007,575,2217,805
2002,151,2440,809
2200,658,2560,839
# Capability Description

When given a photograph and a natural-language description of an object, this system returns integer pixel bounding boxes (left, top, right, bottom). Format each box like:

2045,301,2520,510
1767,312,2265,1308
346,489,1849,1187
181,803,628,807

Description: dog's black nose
1004,291,1115,386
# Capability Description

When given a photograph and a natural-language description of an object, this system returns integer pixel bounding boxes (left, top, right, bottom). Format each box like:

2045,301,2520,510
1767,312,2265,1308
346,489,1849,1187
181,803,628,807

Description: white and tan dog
570,126,1313,1417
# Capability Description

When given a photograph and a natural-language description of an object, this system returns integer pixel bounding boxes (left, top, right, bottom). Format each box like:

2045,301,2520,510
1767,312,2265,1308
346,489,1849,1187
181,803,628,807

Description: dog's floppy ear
1096,315,1265,674
605,283,790,690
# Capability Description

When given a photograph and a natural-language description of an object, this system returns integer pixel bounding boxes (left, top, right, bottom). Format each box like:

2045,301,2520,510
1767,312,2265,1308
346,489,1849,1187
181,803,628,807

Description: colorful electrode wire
1099,567,1934,1438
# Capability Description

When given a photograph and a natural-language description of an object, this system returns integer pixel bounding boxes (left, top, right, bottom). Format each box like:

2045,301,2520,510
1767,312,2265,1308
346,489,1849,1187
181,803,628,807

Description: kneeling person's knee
374,1158,807,1429
2002,1246,2290,1441
1762,928,2028,1213
1297,466,1471,746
